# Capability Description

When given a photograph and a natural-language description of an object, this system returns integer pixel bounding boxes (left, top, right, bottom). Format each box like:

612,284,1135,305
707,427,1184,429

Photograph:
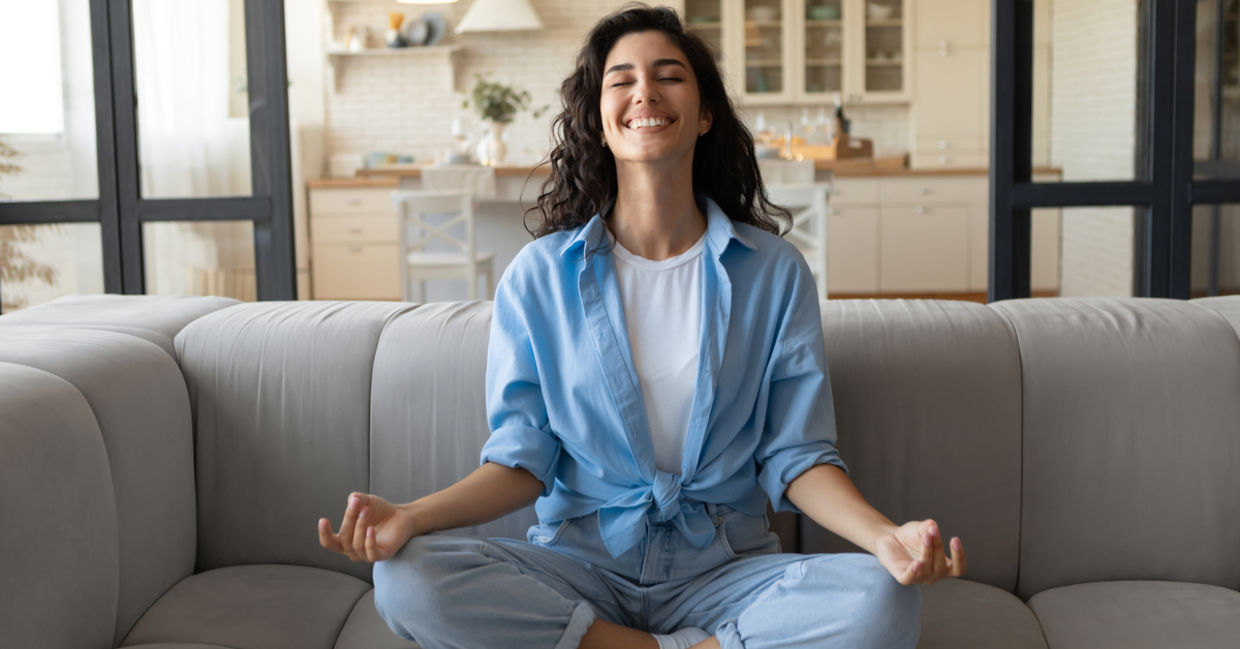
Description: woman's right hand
318,492,418,562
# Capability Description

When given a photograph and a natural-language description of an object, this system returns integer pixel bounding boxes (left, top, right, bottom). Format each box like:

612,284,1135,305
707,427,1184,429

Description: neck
610,159,705,260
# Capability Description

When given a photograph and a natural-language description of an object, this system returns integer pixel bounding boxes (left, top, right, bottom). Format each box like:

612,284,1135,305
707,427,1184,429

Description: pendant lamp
455,0,544,33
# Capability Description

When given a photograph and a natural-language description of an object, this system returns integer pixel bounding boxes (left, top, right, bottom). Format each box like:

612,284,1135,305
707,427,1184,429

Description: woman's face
599,30,712,170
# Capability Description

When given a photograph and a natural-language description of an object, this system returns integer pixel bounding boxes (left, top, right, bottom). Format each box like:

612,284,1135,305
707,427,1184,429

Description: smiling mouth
625,117,674,130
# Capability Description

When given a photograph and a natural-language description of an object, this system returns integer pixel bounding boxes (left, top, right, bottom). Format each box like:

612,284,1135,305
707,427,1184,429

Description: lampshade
455,0,543,33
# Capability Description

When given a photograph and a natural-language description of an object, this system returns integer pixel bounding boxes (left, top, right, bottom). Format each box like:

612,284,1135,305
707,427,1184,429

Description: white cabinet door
912,48,987,137
914,0,988,49
827,204,880,293
311,244,400,300
880,204,970,292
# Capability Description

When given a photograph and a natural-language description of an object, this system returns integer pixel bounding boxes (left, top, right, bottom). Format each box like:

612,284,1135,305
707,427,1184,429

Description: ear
698,109,713,136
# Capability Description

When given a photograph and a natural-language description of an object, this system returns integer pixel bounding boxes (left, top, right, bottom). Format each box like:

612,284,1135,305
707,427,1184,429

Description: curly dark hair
525,3,788,239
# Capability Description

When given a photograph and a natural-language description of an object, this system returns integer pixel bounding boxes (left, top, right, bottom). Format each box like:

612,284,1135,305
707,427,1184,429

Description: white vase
476,120,508,166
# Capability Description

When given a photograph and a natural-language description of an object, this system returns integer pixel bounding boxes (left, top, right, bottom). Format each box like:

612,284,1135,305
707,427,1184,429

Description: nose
632,76,659,104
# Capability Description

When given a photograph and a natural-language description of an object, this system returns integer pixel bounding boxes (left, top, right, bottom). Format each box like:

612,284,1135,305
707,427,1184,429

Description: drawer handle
938,140,948,150
916,205,928,215
920,187,932,195
347,227,363,234
348,246,363,253
347,199,362,206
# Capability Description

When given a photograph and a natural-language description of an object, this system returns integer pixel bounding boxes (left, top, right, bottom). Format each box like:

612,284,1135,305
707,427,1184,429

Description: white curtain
133,0,254,299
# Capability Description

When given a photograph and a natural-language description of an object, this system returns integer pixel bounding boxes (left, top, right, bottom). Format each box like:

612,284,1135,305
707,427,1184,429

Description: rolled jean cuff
554,600,597,649
716,620,744,649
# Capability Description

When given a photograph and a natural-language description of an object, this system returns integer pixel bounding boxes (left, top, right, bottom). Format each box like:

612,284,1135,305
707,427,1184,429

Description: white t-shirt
612,232,706,475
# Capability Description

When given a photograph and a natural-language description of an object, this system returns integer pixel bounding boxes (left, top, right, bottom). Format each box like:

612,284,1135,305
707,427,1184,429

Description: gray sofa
2,293,1239,649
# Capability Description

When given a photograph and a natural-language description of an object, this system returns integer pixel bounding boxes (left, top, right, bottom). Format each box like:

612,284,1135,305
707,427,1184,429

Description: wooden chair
392,190,495,302
766,182,831,299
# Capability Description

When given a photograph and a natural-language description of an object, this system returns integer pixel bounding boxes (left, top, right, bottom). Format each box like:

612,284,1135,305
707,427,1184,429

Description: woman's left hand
874,519,966,586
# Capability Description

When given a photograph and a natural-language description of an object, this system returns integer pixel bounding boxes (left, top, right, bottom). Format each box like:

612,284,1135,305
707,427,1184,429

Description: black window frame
0,0,294,309
990,0,1240,301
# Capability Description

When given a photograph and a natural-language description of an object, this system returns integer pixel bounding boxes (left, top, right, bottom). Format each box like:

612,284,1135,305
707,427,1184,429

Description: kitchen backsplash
323,0,910,167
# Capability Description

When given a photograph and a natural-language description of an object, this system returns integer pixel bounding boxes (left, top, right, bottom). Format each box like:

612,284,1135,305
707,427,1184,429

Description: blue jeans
373,504,920,649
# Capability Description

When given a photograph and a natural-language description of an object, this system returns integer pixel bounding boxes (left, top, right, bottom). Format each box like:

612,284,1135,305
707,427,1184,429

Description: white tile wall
323,0,911,164
1051,0,1138,297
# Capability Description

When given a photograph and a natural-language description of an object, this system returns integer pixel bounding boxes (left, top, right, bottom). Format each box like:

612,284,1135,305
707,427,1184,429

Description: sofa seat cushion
121,565,374,649
917,579,1048,649
1028,581,1240,649
334,590,420,649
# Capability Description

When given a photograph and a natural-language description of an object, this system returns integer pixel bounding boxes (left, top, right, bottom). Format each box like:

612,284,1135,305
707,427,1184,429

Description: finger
352,507,370,555
318,517,343,553
949,537,968,577
926,521,948,577
365,525,379,562
902,559,922,586
338,494,363,558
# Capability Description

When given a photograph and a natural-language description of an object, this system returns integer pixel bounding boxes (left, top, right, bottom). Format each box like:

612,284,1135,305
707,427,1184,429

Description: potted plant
461,74,548,165
0,138,58,313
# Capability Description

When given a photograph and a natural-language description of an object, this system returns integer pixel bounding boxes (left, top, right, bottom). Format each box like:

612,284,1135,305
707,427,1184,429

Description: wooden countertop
323,158,1062,183
306,177,399,189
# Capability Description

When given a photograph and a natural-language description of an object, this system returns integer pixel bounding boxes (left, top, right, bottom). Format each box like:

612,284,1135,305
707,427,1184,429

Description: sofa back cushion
176,301,415,581
370,301,539,540
803,300,1024,593
0,328,198,644
993,298,1240,599
0,362,119,649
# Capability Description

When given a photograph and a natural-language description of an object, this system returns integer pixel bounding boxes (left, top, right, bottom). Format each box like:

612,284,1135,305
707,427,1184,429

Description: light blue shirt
481,195,846,558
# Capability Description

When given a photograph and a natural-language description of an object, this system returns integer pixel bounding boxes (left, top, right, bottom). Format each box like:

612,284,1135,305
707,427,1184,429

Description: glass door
803,0,845,95
684,0,726,64
742,0,787,97
861,0,905,96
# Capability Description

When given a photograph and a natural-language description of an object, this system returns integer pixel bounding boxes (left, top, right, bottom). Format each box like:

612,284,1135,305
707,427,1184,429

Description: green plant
462,74,549,124
0,137,58,313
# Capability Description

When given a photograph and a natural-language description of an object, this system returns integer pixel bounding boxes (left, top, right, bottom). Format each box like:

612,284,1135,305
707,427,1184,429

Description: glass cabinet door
742,0,786,95
803,0,845,95
684,0,726,64
861,0,905,95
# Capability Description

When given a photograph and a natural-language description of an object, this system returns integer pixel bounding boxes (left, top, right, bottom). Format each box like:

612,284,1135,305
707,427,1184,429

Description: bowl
866,3,896,20
746,6,779,22
808,5,841,20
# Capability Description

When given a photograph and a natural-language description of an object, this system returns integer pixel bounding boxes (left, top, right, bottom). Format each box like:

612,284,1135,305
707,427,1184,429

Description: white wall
315,0,910,166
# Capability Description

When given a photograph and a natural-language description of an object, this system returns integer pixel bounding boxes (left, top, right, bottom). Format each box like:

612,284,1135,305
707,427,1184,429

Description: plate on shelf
422,11,447,46
401,15,429,46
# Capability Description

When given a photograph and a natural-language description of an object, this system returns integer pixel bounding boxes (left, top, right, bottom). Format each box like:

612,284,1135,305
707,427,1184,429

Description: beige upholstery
806,300,1023,593
0,362,120,649
174,301,414,581
0,329,197,645
3,294,1239,649
991,298,1240,599
1028,581,1240,649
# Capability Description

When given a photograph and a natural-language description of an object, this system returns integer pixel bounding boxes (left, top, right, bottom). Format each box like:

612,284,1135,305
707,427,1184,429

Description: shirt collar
559,194,756,260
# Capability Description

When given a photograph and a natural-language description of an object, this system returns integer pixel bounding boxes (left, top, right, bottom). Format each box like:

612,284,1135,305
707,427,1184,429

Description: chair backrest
759,158,816,185
766,182,831,297
392,190,476,257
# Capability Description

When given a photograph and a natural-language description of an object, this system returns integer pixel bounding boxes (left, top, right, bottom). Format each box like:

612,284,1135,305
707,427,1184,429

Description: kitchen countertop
340,158,1062,180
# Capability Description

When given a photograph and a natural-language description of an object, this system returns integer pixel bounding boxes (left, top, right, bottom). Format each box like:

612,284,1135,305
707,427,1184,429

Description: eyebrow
604,58,688,76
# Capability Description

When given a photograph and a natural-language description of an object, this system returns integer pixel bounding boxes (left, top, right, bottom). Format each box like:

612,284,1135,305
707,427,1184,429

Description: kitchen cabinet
910,0,1052,169
681,0,912,105
830,173,1061,295
309,186,401,300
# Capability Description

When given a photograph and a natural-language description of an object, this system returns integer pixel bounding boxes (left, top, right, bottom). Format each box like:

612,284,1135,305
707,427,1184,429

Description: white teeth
627,117,669,129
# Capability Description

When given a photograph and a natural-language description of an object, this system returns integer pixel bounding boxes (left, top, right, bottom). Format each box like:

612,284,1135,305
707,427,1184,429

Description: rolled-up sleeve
754,264,847,513
481,269,561,496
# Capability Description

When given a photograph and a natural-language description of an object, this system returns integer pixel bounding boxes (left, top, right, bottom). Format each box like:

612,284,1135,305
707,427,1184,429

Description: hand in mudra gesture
875,519,967,586
318,492,417,562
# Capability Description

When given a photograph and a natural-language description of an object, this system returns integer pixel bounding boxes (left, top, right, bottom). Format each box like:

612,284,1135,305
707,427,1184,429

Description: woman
318,5,965,649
